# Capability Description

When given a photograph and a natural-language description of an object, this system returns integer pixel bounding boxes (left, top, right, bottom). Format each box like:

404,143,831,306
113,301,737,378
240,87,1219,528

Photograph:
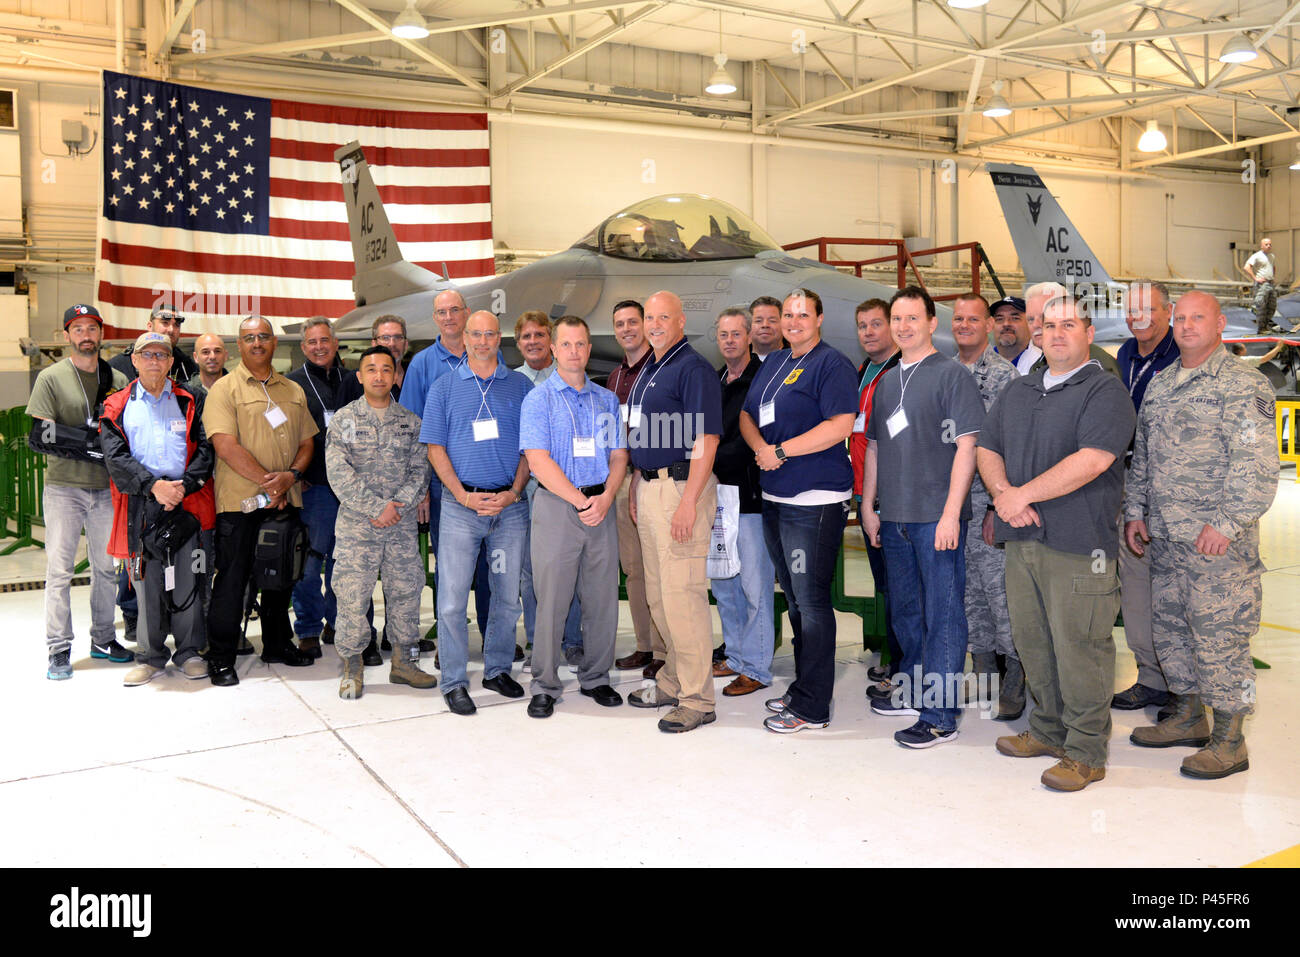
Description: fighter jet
330,140,955,368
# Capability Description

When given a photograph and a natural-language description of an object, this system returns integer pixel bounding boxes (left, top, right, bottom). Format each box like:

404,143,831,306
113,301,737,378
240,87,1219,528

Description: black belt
464,485,511,494
638,460,691,482
577,483,605,498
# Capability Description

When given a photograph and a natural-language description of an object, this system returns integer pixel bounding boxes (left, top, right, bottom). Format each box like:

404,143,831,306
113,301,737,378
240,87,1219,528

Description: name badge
324,410,334,428
168,418,186,433
472,418,499,442
758,401,775,427
885,408,909,439
628,405,642,429
853,412,866,433
620,404,629,424
164,565,176,592
264,405,288,428
573,437,596,458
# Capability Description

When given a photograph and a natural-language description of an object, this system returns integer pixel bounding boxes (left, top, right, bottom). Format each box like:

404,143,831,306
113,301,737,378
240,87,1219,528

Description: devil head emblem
1026,193,1043,226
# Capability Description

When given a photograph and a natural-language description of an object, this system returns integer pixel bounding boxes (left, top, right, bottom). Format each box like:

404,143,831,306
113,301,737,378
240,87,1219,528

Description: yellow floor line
1244,843,1300,868
1260,621,1300,635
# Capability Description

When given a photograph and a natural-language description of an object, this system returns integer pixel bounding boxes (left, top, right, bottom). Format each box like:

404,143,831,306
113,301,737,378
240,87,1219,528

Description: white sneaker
123,663,165,686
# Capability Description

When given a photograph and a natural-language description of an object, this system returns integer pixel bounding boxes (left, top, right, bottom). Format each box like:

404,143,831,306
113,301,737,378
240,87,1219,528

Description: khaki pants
1118,515,1165,691
636,472,717,713
616,477,664,657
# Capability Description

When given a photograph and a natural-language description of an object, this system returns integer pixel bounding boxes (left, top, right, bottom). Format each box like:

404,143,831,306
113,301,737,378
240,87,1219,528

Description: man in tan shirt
202,315,317,686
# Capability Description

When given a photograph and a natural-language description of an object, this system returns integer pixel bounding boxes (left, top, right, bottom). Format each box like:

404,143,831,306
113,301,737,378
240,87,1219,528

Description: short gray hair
716,306,751,333
302,316,335,337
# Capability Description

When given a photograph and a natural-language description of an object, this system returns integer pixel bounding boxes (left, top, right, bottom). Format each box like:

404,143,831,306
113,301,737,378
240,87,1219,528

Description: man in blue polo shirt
519,317,627,717
422,310,532,715
626,290,723,733
1112,279,1180,713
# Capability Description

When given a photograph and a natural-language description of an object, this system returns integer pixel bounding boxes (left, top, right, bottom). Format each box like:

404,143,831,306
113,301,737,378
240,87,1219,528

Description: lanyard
472,371,495,421
73,359,102,427
256,374,277,413
757,348,810,411
302,365,336,413
628,339,689,409
893,355,928,416
560,385,591,438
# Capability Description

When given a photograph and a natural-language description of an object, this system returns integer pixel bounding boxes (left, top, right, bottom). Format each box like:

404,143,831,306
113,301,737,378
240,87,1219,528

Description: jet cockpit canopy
574,194,781,262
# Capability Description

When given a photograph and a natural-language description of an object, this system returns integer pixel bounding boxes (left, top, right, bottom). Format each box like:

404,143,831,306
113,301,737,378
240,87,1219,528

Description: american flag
96,70,493,337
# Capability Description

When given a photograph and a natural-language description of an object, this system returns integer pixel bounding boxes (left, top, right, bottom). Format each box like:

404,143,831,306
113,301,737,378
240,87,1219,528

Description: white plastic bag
707,484,741,579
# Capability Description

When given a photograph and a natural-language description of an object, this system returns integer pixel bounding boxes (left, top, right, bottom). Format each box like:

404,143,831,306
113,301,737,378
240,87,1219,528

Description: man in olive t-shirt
26,304,131,679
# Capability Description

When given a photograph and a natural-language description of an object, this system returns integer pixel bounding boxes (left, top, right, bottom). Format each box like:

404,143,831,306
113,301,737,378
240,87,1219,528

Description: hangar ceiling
1,1,1296,172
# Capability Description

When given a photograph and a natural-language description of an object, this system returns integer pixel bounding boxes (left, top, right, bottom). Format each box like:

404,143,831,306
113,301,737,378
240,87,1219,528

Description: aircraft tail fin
986,163,1113,289
334,140,439,307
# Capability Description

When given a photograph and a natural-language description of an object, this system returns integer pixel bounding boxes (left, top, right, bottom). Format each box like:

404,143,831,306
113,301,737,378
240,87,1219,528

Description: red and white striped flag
96,70,493,337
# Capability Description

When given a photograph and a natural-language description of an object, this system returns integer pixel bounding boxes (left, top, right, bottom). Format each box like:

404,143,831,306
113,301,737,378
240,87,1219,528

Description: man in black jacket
709,307,774,696
109,304,200,383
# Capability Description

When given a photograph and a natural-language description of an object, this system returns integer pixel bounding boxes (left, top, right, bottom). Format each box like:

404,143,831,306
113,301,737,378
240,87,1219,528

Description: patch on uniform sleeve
1254,395,1275,419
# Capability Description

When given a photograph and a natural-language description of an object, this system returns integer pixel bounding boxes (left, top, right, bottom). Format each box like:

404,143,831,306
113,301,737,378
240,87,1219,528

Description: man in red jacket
849,299,902,693
101,332,215,685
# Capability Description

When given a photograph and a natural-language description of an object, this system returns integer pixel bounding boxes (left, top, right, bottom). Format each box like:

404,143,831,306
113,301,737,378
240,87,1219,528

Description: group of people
28,275,1278,787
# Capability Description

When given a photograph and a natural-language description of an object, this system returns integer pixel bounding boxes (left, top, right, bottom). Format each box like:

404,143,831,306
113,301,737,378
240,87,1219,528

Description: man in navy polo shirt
422,310,532,715
1112,279,1180,713
862,285,985,748
519,317,627,717
626,290,723,733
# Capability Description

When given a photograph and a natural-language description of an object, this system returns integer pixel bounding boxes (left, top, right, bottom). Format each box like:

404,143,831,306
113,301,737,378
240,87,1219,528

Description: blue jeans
879,521,969,732
429,481,491,635
711,511,774,685
860,523,903,676
292,484,339,638
762,500,847,723
435,495,527,692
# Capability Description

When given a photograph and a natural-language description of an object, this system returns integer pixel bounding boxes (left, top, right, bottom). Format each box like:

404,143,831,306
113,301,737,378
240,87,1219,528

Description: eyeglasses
138,351,171,362
375,334,407,344
240,333,273,344
466,330,500,341
434,307,466,318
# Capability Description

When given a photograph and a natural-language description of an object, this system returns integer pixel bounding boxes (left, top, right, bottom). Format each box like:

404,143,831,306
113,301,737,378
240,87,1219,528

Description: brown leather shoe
712,660,737,677
1041,757,1105,792
723,674,767,697
995,730,1064,759
643,658,665,679
297,636,323,660
615,649,653,670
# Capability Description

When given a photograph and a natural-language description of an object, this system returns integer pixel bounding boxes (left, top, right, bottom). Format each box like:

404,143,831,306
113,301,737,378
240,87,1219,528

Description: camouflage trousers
332,513,426,658
1149,537,1260,714
965,511,1016,657
1253,282,1277,332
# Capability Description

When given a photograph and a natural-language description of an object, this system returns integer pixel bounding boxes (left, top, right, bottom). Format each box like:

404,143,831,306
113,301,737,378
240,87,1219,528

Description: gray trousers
43,484,117,655
133,527,205,668
1118,516,1165,691
529,487,619,698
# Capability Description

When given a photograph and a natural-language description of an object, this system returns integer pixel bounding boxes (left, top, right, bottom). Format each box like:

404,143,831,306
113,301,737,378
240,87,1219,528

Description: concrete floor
4,474,1298,868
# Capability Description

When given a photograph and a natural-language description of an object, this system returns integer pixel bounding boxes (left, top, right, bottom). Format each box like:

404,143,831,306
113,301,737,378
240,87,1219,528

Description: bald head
464,310,501,365
193,333,228,379
433,288,469,344
1172,290,1226,368
644,290,686,358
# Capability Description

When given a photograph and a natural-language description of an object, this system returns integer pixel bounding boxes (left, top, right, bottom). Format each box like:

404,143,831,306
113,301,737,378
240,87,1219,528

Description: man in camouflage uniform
1124,291,1278,779
325,347,436,699
951,294,1022,718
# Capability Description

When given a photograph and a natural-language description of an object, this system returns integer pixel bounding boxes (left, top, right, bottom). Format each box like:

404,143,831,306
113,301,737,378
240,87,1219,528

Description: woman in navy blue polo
740,289,859,733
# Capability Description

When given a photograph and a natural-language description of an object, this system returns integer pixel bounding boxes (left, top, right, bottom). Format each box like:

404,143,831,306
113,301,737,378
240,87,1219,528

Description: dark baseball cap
150,304,185,324
63,303,103,328
990,296,1026,315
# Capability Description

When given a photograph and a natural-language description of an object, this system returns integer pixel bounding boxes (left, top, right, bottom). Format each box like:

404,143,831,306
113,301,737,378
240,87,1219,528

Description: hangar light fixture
982,81,1011,118
705,12,736,96
1137,119,1167,153
1218,33,1257,63
948,0,989,8
391,1,430,40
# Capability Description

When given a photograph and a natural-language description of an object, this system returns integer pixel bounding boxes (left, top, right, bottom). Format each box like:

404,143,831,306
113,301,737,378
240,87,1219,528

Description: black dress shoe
208,661,239,686
418,637,435,654
527,693,555,718
262,645,315,667
444,687,477,715
236,637,255,656
380,627,391,651
712,643,727,663
362,635,382,667
514,644,525,662
580,684,623,707
321,624,335,645
483,672,525,699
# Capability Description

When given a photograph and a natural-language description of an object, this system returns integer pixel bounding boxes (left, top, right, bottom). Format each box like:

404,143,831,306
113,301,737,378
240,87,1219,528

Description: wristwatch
774,445,787,462
290,468,303,482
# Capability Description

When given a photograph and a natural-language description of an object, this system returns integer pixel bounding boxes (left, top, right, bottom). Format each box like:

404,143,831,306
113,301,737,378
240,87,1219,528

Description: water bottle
240,492,270,513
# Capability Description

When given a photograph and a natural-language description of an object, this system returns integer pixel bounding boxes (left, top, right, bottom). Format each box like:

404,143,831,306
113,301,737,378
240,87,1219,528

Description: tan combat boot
339,654,364,700
1129,693,1210,748
390,646,438,690
995,729,1064,759
1181,711,1249,779
1041,757,1106,792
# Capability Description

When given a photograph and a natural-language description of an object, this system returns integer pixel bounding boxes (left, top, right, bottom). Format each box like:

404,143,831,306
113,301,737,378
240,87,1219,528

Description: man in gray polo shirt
977,294,1136,792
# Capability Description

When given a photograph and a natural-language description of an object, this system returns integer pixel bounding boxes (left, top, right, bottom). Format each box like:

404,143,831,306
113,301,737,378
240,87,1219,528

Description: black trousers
208,509,296,665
